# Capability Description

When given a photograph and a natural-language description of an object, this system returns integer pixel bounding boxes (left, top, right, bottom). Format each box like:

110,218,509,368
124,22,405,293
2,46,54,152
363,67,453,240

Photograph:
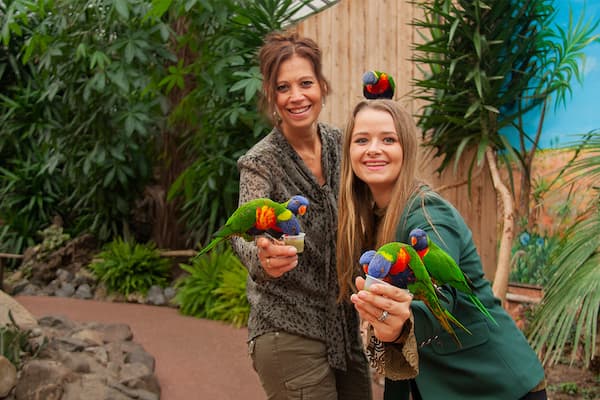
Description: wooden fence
296,0,498,278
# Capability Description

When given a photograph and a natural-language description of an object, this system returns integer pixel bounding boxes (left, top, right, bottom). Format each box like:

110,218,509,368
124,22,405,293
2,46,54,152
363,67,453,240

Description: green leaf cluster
89,238,171,296
0,0,174,250
174,245,249,327
0,311,46,370
162,0,308,247
411,0,599,187
528,130,600,368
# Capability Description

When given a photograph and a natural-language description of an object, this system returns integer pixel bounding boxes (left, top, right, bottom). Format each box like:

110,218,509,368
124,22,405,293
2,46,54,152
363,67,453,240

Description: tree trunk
486,147,515,302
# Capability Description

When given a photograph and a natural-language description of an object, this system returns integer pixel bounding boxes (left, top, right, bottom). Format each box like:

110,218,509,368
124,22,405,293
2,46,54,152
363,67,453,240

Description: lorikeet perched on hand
409,228,499,326
197,195,308,255
362,242,471,346
362,70,396,99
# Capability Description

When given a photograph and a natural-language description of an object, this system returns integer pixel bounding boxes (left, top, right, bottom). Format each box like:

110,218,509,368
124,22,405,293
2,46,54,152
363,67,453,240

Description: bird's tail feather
197,237,222,256
425,301,468,348
444,309,472,336
470,295,499,326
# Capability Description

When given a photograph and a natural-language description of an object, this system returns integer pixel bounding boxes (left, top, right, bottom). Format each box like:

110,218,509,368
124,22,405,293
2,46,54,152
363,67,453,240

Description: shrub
0,311,46,369
175,245,249,327
89,238,171,296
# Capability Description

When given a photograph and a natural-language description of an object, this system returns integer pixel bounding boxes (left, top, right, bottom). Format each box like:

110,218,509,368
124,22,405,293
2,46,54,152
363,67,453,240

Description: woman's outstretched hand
256,236,299,278
351,276,413,342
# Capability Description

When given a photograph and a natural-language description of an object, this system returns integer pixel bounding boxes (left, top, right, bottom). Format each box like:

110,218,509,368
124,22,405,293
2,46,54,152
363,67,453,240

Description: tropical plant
1,0,173,246
174,245,250,327
89,238,171,296
208,259,250,327
528,130,600,368
155,0,309,248
0,311,46,369
410,0,599,300
174,252,223,318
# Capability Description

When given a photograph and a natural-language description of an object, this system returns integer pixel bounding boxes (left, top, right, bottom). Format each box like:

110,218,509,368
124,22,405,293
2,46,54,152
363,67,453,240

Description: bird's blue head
409,228,428,251
368,253,392,279
359,250,376,265
362,71,378,86
287,195,310,216
278,216,302,236
359,250,376,273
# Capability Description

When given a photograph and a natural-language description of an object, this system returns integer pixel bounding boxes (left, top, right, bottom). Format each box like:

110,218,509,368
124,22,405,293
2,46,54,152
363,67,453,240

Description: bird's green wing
423,240,474,294
426,241,498,325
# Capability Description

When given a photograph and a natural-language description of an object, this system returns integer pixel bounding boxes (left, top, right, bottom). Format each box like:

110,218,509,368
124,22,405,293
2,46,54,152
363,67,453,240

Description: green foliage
410,0,599,189
174,245,249,327
0,311,46,369
547,380,599,399
208,258,250,327
0,0,174,245
89,238,171,296
161,0,307,247
510,230,558,286
528,131,600,368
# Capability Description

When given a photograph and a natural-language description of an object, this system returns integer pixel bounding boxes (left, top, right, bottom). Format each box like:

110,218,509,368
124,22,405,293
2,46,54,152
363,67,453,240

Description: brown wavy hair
258,30,330,126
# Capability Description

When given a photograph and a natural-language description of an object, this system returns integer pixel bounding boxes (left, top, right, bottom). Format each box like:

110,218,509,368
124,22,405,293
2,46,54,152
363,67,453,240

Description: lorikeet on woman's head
362,70,396,99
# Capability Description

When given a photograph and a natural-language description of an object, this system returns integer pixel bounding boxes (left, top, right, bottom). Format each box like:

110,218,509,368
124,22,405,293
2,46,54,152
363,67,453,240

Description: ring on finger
377,310,389,322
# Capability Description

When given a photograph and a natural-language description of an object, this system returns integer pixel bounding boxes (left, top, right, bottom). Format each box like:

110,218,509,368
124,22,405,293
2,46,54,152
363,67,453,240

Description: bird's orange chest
255,206,277,230
390,248,410,274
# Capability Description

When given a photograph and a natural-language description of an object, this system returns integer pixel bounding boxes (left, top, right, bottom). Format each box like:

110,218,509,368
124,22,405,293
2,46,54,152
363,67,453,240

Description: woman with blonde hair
336,99,546,400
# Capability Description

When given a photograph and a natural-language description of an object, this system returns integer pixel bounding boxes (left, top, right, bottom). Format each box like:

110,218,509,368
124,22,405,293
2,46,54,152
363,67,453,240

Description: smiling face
349,107,404,207
275,54,323,136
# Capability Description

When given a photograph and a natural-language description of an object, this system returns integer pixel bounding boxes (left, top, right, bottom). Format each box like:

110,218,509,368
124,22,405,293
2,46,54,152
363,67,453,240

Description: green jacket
384,186,545,400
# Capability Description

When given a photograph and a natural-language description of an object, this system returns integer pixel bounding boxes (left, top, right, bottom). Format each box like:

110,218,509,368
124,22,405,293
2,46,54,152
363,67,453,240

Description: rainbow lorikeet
362,242,471,347
409,228,498,326
197,195,308,255
362,70,396,99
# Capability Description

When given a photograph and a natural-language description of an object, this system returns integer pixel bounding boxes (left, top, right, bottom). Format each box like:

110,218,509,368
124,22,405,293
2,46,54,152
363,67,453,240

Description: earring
273,110,282,124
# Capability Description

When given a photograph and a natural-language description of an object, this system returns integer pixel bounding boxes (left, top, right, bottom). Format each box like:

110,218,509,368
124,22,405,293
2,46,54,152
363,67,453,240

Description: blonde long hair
336,100,423,301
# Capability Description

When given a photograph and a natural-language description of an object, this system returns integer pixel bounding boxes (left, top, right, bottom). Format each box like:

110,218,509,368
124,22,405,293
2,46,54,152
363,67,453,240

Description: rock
7,313,161,400
73,284,93,299
55,282,75,298
0,290,38,330
0,356,17,397
14,359,71,400
146,286,166,306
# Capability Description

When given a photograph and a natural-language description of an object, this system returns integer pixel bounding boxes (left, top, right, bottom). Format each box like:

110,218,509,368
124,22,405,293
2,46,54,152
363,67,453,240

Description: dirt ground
545,361,599,400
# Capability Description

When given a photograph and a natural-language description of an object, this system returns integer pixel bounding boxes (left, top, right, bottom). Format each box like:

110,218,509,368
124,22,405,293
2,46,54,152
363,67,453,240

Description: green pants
249,331,372,400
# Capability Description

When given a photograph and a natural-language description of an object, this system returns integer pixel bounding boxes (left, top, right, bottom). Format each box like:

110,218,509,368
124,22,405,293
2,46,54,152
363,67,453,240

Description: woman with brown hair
231,31,372,400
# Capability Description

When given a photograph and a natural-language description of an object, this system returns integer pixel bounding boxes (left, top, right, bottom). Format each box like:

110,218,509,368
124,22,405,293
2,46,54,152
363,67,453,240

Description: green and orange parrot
362,70,396,99
197,195,308,255
363,242,471,347
409,228,498,326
